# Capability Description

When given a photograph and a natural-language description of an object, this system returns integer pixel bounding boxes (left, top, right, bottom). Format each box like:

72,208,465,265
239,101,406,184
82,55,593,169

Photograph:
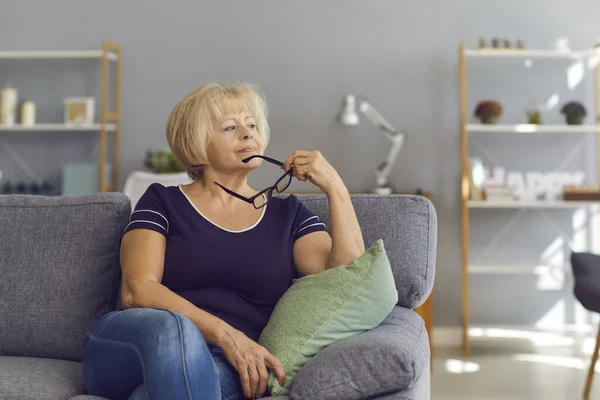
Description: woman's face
205,108,265,172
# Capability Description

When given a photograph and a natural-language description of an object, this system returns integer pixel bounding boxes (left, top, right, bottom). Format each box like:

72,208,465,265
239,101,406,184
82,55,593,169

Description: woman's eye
224,125,235,131
248,123,256,129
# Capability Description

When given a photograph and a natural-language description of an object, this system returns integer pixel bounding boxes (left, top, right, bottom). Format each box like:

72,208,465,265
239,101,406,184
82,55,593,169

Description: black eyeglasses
214,155,293,209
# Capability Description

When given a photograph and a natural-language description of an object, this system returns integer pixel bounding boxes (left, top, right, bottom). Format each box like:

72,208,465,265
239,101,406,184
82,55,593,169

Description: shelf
467,124,600,133
464,48,597,59
0,50,118,61
0,124,115,132
468,200,598,208
458,40,600,357
469,264,567,275
469,324,596,336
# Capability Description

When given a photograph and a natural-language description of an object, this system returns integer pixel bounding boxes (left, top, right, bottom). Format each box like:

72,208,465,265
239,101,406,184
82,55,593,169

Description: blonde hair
166,82,270,180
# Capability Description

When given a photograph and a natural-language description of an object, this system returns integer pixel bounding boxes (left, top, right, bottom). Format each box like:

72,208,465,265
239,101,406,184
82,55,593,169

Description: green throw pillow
258,239,398,395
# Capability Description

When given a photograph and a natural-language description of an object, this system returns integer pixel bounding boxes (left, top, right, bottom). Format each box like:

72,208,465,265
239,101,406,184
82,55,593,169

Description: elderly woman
81,83,365,400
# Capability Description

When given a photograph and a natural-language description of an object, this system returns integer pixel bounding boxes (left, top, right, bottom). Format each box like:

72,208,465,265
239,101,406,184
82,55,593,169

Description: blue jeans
82,307,246,400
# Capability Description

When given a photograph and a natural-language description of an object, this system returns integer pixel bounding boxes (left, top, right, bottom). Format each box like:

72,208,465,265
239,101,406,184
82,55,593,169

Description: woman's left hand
283,150,345,195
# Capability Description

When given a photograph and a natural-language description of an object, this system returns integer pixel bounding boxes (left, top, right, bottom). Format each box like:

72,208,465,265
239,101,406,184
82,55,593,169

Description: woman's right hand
219,328,286,399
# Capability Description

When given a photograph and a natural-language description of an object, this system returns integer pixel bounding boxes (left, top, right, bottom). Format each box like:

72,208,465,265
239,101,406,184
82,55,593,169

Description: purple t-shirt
123,183,327,341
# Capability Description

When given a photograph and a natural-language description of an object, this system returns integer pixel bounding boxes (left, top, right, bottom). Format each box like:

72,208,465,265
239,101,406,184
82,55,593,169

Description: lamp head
338,95,360,126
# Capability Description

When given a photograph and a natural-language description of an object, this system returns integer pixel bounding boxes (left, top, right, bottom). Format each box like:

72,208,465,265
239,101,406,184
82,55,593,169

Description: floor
431,336,600,399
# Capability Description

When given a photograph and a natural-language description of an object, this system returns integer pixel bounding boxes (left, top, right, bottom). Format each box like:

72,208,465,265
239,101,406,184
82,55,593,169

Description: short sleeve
124,183,169,237
289,195,327,241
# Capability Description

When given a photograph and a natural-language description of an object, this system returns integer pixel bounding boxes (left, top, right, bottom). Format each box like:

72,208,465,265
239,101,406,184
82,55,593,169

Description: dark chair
571,252,600,399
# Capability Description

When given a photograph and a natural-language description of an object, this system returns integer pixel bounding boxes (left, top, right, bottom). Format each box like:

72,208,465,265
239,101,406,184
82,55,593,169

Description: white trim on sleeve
124,220,168,233
132,209,169,231
293,216,319,235
296,222,326,235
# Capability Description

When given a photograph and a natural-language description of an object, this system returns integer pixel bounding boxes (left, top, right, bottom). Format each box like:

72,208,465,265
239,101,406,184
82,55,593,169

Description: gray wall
2,0,600,328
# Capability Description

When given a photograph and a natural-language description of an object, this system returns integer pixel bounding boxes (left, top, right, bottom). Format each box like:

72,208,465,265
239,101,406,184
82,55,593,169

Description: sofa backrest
0,193,130,362
0,191,436,361
291,194,437,309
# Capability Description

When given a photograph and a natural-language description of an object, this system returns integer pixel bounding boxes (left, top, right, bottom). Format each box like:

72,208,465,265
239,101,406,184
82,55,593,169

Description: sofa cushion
291,194,437,309
0,193,131,361
0,356,85,400
290,306,429,400
259,240,398,395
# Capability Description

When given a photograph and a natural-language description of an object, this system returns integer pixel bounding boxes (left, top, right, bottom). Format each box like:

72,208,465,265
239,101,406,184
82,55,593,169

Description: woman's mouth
238,147,257,153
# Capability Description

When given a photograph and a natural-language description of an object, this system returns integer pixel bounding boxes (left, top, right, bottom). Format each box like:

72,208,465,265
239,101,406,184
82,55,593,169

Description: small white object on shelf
467,124,600,133
1,86,17,126
555,36,571,53
20,101,35,126
64,97,95,126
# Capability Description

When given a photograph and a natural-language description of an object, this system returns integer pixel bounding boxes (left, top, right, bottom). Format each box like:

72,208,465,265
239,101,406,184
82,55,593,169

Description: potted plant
526,99,543,125
474,100,503,124
561,101,587,125
526,110,542,125
144,149,186,174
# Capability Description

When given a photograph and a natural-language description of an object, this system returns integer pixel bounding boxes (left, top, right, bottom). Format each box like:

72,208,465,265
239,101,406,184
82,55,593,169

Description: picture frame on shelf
64,97,95,126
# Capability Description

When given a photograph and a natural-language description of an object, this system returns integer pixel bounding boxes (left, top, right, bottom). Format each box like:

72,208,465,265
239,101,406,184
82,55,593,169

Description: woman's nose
240,126,253,139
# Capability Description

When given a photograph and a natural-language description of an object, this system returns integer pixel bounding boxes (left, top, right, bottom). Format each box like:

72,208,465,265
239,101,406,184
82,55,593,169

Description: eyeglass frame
213,155,294,209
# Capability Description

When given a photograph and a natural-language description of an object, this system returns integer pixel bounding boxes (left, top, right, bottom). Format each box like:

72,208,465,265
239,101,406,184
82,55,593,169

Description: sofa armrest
290,306,430,400
292,194,437,309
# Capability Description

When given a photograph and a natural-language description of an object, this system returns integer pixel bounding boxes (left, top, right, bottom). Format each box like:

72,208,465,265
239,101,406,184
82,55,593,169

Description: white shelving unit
464,48,598,59
0,124,115,132
0,50,118,60
469,264,569,275
468,200,599,209
0,42,121,192
468,124,600,133
459,43,600,357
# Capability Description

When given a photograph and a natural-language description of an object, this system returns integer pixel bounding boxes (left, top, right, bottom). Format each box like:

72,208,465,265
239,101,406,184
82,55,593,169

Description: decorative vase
20,100,36,126
566,115,585,125
1,86,17,126
480,116,499,125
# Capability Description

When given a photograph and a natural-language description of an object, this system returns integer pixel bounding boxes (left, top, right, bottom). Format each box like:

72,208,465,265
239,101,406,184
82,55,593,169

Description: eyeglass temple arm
214,181,259,203
242,155,285,167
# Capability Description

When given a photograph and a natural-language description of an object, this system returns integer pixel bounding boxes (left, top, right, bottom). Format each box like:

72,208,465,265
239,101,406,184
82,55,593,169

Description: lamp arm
375,132,405,187
357,99,406,188
358,101,397,136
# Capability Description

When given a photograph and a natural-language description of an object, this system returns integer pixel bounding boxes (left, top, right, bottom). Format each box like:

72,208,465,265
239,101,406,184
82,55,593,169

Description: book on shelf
481,182,516,201
563,185,600,201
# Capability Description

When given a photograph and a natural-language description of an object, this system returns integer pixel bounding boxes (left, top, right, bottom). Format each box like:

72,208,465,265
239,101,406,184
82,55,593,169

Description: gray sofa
0,191,436,400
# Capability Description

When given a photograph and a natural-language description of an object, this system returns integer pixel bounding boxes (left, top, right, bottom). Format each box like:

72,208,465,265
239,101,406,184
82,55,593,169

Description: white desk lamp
338,94,406,195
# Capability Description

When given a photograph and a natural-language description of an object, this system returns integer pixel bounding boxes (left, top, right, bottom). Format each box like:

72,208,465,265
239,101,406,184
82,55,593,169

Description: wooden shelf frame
100,41,121,192
458,42,600,357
